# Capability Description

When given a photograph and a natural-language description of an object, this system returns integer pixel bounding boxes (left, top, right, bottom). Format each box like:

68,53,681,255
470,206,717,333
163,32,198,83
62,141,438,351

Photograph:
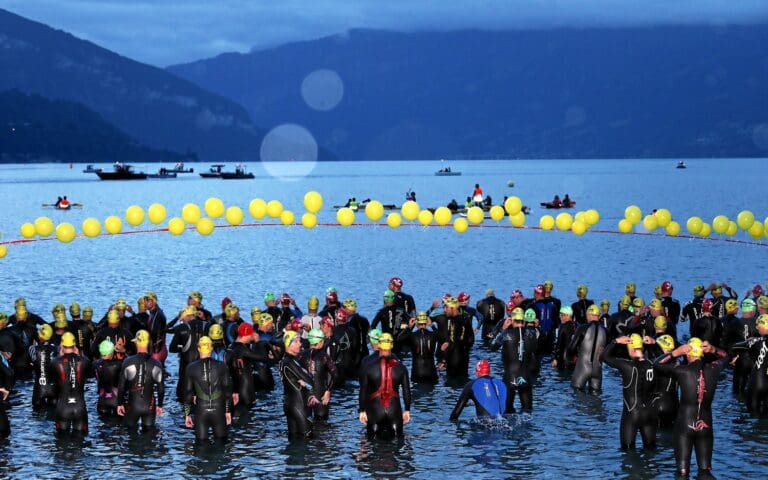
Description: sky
2,0,767,66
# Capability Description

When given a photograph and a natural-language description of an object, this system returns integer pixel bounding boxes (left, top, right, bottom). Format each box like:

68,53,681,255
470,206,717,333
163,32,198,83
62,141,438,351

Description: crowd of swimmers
0,279,767,477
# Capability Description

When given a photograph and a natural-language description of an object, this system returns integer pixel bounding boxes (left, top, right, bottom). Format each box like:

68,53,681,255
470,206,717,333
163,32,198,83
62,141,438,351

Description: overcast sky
2,1,767,66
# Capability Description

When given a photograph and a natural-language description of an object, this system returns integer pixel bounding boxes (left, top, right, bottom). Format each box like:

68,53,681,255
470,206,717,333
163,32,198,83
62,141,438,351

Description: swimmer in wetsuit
449,359,510,420
30,324,58,410
601,334,658,450
116,330,165,431
567,304,607,391
358,333,411,438
653,337,729,478
93,339,122,416
303,328,338,420
279,331,319,438
50,332,92,435
183,336,234,441
397,312,439,384
224,322,269,412
490,308,538,412
730,314,768,415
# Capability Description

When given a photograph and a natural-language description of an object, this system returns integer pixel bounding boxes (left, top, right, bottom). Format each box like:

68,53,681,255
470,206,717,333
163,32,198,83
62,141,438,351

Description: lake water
0,159,767,479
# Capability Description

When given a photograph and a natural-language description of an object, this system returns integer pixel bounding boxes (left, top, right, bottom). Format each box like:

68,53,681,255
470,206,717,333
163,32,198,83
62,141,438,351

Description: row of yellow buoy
616,205,767,240
538,209,600,236
618,205,682,236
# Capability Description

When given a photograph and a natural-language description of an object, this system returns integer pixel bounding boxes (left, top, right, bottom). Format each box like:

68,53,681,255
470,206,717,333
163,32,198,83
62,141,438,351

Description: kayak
42,203,83,209
540,201,576,209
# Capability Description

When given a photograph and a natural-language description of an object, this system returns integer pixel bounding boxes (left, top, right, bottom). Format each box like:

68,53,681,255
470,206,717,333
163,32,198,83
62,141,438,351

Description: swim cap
389,277,403,289
115,298,127,310
38,324,53,341
475,359,491,377
52,303,66,315
524,308,537,323
587,304,600,316
559,306,573,316
326,286,338,295
307,328,325,345
757,296,768,310
741,298,756,313
220,297,232,310
753,284,764,297
281,293,292,306
83,306,93,317
725,299,738,313
225,303,239,318
182,305,198,318
653,284,662,295
209,324,224,341
308,296,320,310
629,334,643,350
137,297,146,310
445,297,460,308
756,314,768,329
649,299,662,310
368,328,382,345
543,280,553,293
701,298,713,313
283,330,300,350
98,339,115,357
511,308,525,321
107,309,120,325
189,291,203,302
619,295,632,307
335,308,348,323
486,288,495,297
54,311,68,329
258,313,273,327
383,289,395,302
343,298,357,312
693,284,706,297
656,335,675,353
576,284,588,297
70,302,81,316
625,282,636,294
688,337,703,357
532,285,545,297
326,291,338,303
60,332,76,348
14,297,26,308
320,316,335,329
250,306,262,321
654,316,667,330
198,336,213,354
0,313,7,324
264,291,275,303
237,322,254,338
711,284,723,294
289,319,303,332
661,281,673,294
601,299,610,308
133,330,150,348
15,306,28,320
458,292,471,304
145,292,158,302
378,333,394,351
416,311,429,325
511,289,523,299
632,297,645,308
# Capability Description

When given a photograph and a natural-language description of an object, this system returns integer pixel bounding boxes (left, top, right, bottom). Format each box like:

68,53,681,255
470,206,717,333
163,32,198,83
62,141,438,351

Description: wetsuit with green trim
118,352,165,430
184,357,232,441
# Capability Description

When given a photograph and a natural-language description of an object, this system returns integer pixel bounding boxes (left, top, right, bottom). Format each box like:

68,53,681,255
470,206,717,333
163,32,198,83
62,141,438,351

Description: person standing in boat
472,184,483,206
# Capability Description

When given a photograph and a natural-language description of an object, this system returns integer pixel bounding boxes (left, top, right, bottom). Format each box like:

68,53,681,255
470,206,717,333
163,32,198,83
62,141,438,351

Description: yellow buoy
401,201,420,221
125,205,145,227
504,196,522,215
509,212,526,227
20,223,36,238
303,191,323,213
168,217,185,235
266,200,284,218
225,206,244,225
147,203,167,225
555,213,573,231
196,218,215,235
665,221,681,236
434,207,452,226
686,217,703,235
712,215,729,235
418,210,433,226
181,203,201,224
0,245,7,258
301,213,318,229
539,215,555,231
642,214,658,231
624,205,642,225
618,219,633,233
337,207,355,226
364,201,384,222
584,209,600,225
655,208,672,227
467,206,484,225
281,210,296,225
725,221,738,237
204,198,225,218
387,213,402,228
81,218,102,238
489,205,505,222
737,210,755,230
55,222,76,243
34,217,55,237
699,222,711,237
571,220,587,235
453,217,469,233
249,198,267,219
104,216,123,234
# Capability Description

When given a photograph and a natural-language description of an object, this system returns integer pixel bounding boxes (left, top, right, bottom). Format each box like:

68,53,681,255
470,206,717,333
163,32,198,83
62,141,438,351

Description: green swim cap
99,339,115,357
741,298,756,313
383,289,395,302
264,292,275,303
368,328,382,344
524,308,537,322
559,306,573,316
308,327,325,345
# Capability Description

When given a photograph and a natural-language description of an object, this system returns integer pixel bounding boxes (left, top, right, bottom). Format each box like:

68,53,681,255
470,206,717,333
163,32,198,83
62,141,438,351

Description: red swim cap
237,322,254,338
475,359,491,377
288,319,303,332
457,292,470,304
335,308,348,323
221,297,232,310
702,298,713,313
661,281,673,294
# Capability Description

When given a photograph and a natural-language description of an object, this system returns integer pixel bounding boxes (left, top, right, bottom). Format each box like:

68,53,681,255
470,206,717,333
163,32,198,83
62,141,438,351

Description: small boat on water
676,161,687,169
83,164,102,173
148,171,178,179
221,164,254,180
200,164,225,178
435,168,461,176
165,162,194,174
95,163,147,180
540,201,576,209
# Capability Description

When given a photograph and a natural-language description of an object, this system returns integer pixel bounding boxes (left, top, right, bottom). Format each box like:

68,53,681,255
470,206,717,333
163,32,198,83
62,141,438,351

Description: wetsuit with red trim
359,354,411,438
653,347,728,477
51,352,92,434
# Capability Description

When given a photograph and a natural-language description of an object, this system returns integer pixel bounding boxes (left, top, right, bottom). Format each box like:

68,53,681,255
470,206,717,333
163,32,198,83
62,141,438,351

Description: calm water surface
0,159,766,479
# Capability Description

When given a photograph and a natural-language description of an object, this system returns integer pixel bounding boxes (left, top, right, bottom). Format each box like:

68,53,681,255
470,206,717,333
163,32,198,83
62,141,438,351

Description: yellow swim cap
511,308,524,321
115,298,127,310
688,337,703,358
259,313,274,327
758,296,768,310
107,309,120,325
182,306,197,318
250,306,262,320
654,316,667,330
725,299,738,313
283,330,299,349
54,311,68,329
629,334,643,350
656,335,675,353
756,314,768,329
649,298,663,310
197,336,213,354
576,284,588,297
308,296,320,310
209,324,224,341
587,304,600,316
626,282,636,294
189,291,203,302
632,297,645,308
38,324,53,341
225,303,239,318
378,333,394,351
133,330,150,348
145,292,158,302
653,284,662,295
69,302,81,316
52,303,66,315
61,332,76,348
619,295,632,307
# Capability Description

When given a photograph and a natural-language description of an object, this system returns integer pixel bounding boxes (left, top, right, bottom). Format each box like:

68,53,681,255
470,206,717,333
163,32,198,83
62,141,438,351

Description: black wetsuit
279,352,316,438
91,325,134,361
568,321,607,390
169,319,210,401
434,312,474,378
276,308,296,334
602,343,657,449
606,309,633,341
721,314,756,394
225,341,267,410
661,296,681,339
29,341,58,409
332,323,360,383
70,320,95,359
221,319,243,347
553,321,577,370
449,375,510,420
571,299,594,325
371,305,407,338
184,357,232,440
397,327,438,383
648,344,679,428
690,315,722,348
624,315,654,338
118,352,165,429
318,303,340,323
0,328,26,382
93,357,123,415
491,325,538,411
359,354,411,438
654,349,729,476
0,359,13,437
394,291,417,319
51,353,92,434
303,346,338,420
476,296,506,342
348,313,370,369
732,335,768,414
137,307,168,363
